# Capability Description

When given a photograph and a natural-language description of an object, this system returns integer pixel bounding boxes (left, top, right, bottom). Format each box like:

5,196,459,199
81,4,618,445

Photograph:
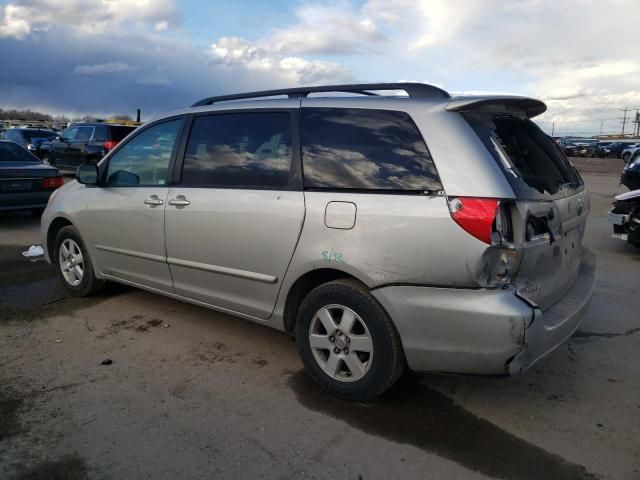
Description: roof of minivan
167,83,546,121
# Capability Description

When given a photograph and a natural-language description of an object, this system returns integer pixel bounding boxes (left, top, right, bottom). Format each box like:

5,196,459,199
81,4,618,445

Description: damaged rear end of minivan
454,97,596,374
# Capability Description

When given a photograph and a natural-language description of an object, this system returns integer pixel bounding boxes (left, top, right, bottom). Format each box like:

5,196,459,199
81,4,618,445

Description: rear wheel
295,279,405,401
54,225,105,296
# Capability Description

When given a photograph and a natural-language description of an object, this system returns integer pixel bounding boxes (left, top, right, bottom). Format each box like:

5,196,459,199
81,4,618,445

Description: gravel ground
0,158,638,480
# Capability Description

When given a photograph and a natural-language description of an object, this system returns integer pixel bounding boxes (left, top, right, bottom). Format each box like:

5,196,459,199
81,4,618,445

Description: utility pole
551,122,555,136
600,120,604,137
620,107,629,137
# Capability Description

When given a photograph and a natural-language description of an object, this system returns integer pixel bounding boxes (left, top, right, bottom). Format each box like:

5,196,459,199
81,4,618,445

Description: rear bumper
372,248,596,375
508,248,596,373
0,191,52,211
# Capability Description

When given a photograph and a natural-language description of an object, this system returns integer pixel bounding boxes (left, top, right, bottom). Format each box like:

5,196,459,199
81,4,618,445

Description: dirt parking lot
1,158,639,480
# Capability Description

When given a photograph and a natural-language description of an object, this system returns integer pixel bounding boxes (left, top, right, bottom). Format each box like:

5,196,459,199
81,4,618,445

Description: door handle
144,195,164,206
168,196,191,207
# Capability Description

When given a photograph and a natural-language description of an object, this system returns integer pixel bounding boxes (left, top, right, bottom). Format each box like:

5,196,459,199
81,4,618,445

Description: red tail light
41,176,65,189
103,140,118,152
448,197,499,244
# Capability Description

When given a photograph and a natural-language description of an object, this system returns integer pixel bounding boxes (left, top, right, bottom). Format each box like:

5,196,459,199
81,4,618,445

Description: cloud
0,27,301,117
0,0,180,38
209,36,354,84
0,4,31,38
1,0,639,135
73,61,135,75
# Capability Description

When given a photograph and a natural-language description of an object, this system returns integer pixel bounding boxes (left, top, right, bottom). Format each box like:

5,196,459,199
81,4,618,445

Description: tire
622,153,631,162
54,225,105,296
295,279,405,401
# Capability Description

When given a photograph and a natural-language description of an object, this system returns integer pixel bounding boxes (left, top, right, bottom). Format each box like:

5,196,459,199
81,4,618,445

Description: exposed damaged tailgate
462,108,588,310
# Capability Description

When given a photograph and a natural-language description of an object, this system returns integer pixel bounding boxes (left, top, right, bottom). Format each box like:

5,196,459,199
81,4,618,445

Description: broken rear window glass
465,114,582,198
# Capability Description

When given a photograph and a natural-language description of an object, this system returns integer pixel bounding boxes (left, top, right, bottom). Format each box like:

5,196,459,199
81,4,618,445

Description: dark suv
2,128,58,159
44,123,136,171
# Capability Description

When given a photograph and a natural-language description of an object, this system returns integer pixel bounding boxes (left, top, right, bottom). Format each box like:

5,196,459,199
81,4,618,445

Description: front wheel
295,279,405,401
54,225,105,296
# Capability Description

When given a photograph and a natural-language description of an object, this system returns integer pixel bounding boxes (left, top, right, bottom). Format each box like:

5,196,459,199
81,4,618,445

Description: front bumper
608,208,629,226
372,248,596,375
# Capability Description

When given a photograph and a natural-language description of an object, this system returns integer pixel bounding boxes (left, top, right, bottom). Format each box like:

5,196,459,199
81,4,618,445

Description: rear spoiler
446,96,547,118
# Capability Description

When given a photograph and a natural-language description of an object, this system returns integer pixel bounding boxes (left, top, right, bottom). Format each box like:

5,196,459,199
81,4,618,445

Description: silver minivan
41,83,596,400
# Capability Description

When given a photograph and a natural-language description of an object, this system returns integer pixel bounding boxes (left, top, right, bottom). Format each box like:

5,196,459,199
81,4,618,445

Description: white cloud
73,61,135,75
267,3,384,55
0,4,31,38
210,36,354,84
0,0,180,38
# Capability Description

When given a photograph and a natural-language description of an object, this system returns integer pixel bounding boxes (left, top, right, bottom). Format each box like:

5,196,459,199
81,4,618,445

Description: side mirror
76,163,98,185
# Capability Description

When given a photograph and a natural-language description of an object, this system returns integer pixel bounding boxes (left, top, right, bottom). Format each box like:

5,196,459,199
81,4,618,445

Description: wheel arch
282,268,370,335
46,216,73,260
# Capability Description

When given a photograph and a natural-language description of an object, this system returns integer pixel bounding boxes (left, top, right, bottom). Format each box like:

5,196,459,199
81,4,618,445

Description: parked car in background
621,154,640,191
557,137,599,157
41,83,595,400
0,140,64,215
608,189,640,248
601,142,627,158
1,128,58,159
594,142,612,158
621,144,640,162
43,123,137,172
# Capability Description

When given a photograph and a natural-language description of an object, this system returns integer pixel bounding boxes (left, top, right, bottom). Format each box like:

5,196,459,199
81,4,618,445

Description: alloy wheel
58,238,84,287
308,304,374,382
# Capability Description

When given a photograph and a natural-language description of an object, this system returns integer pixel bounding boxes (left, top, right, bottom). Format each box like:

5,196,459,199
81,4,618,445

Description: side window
63,127,78,141
301,108,442,192
75,126,94,141
93,125,109,141
105,119,182,187
181,112,293,188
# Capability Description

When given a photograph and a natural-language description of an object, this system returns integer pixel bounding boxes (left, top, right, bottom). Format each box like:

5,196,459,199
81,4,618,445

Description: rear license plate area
1,180,32,192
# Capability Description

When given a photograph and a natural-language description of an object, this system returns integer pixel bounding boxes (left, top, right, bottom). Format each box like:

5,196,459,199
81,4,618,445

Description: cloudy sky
1,0,639,135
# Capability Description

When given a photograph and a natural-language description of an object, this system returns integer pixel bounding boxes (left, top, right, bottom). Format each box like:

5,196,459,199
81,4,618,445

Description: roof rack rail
191,82,450,107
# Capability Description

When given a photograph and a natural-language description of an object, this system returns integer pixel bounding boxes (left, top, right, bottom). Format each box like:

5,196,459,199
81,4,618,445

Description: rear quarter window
110,126,137,141
301,108,442,192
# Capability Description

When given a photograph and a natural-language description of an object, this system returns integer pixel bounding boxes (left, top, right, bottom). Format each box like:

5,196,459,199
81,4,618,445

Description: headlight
27,144,35,150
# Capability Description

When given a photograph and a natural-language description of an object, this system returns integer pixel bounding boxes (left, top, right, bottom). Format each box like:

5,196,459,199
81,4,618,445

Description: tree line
0,108,132,122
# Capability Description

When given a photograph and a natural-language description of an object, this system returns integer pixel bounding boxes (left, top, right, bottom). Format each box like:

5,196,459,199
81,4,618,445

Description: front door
83,118,184,292
164,109,305,319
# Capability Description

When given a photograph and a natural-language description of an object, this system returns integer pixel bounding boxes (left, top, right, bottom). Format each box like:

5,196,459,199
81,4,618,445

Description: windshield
0,142,41,162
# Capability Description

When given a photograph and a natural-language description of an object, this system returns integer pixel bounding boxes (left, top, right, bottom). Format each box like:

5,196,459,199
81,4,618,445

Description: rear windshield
465,113,583,199
109,126,136,141
0,142,40,162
